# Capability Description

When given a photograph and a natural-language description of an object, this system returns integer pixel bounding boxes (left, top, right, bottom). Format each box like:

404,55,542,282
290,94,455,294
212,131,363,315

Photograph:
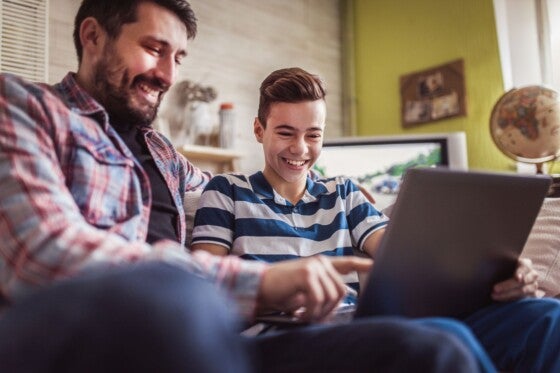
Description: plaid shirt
0,73,264,316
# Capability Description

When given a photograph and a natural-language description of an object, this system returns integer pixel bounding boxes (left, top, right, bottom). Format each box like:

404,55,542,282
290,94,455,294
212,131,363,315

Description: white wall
47,0,343,173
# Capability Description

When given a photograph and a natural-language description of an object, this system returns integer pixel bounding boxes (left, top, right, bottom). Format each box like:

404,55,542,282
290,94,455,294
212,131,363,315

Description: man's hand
257,256,373,322
492,258,544,301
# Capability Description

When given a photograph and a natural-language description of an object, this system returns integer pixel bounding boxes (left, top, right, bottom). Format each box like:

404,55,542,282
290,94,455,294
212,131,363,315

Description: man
0,0,489,371
191,67,560,372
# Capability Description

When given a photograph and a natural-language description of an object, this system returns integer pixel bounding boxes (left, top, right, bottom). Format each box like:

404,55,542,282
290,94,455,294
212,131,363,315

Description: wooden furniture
177,144,243,173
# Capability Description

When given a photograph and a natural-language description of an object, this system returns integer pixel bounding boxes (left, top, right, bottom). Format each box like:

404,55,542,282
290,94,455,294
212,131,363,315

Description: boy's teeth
286,159,305,166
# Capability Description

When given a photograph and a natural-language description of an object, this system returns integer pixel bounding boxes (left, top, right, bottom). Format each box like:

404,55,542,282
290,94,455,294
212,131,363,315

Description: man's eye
147,46,161,55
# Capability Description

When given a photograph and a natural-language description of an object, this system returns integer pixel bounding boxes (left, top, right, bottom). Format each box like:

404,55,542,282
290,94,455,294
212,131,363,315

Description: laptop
255,167,550,326
354,167,551,319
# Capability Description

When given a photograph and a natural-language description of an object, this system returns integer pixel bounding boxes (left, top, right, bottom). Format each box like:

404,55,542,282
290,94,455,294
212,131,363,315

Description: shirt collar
53,72,111,130
249,171,328,206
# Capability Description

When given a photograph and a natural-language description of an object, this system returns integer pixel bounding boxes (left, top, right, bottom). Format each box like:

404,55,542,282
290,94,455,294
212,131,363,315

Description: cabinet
177,144,243,173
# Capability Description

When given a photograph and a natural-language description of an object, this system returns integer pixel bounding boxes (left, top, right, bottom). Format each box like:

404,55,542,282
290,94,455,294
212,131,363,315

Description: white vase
187,102,215,145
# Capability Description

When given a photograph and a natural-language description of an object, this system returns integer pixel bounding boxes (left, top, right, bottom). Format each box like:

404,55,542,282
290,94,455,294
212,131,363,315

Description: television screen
314,132,468,210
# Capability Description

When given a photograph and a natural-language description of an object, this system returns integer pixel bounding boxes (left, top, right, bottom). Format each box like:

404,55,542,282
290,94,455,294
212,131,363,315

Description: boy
192,67,560,372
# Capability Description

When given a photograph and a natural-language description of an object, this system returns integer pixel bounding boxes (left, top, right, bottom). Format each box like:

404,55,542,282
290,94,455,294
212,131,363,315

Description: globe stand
535,162,560,198
549,176,560,198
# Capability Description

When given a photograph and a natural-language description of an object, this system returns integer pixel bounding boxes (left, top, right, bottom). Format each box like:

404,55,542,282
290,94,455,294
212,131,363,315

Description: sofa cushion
184,190,202,248
521,197,560,297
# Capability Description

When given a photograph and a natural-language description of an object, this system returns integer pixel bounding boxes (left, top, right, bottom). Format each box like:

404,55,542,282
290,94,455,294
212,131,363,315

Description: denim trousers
0,263,498,372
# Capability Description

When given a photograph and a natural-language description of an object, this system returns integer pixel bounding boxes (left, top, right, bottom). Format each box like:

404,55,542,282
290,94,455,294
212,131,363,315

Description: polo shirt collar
250,171,328,206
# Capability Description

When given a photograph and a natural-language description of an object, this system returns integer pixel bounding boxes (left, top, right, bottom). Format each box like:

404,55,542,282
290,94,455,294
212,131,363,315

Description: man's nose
155,56,176,87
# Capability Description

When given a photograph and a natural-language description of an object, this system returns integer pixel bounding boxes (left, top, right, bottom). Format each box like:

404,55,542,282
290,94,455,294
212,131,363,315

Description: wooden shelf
177,144,243,173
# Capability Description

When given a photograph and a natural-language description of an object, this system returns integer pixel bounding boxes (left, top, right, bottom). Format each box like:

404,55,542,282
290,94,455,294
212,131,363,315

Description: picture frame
400,59,467,127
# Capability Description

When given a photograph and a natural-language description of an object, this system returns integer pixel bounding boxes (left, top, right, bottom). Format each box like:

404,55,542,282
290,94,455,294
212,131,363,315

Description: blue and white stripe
192,172,388,293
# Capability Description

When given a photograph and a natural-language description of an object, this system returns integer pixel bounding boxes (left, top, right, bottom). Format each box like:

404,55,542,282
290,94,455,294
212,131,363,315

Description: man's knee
0,263,251,373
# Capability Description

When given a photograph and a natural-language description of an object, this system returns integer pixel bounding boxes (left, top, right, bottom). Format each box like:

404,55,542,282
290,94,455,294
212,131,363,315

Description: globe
490,85,560,170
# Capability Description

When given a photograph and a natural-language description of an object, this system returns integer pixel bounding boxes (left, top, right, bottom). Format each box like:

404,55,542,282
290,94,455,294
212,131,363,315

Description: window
0,0,48,82
494,0,560,91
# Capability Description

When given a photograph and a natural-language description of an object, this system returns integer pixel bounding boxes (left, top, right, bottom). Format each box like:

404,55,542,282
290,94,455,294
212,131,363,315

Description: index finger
515,257,534,281
329,256,373,275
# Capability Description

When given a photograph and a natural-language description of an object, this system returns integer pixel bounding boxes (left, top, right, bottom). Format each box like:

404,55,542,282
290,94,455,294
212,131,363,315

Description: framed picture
400,59,467,127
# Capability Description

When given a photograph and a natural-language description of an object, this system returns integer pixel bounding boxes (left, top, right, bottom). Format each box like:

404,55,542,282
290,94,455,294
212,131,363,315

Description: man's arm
257,255,373,321
0,75,259,310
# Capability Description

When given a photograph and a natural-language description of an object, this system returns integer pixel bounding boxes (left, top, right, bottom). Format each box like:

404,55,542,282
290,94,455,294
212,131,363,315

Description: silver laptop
355,167,551,319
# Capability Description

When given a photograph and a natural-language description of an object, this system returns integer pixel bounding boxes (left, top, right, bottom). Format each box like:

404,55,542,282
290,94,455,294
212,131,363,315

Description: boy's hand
492,258,544,301
257,256,373,322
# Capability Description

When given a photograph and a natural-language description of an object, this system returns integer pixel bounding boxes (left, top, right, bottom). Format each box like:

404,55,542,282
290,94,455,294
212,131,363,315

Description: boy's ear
254,118,264,143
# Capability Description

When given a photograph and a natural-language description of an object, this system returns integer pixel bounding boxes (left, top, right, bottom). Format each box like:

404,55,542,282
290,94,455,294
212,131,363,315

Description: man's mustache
133,75,169,94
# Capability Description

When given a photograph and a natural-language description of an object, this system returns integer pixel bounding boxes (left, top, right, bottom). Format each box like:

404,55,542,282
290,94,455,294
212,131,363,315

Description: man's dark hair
73,0,197,64
257,67,326,128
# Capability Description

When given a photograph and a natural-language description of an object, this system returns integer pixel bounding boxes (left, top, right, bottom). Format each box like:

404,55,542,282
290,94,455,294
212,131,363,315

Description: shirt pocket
68,133,141,229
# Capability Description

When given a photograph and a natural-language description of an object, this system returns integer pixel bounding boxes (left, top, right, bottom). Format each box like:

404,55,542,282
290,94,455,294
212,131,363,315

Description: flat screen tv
313,132,468,210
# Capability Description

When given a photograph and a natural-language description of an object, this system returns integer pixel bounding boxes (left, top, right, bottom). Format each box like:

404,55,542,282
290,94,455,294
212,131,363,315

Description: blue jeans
465,298,560,372
0,263,487,372
252,316,489,372
0,263,251,373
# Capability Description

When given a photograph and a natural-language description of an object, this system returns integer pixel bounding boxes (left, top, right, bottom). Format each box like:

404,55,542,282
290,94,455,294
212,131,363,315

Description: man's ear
254,118,264,143
79,17,106,57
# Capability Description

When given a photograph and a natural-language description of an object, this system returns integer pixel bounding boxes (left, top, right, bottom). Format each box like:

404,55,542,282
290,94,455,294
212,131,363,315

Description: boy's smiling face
255,99,326,193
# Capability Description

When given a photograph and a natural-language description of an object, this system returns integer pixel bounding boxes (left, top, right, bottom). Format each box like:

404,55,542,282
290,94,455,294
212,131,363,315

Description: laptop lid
355,167,551,319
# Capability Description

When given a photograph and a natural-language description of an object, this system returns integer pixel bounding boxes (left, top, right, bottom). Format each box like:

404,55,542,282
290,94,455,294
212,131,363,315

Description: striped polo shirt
192,172,389,295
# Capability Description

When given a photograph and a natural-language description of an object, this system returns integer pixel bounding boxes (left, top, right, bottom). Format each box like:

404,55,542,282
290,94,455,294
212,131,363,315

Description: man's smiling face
90,2,188,126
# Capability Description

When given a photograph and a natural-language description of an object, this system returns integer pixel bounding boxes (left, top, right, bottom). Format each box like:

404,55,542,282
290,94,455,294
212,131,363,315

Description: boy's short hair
73,0,197,64
258,67,326,127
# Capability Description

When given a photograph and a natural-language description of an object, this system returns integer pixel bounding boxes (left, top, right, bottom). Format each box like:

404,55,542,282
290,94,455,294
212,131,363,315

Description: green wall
353,0,513,171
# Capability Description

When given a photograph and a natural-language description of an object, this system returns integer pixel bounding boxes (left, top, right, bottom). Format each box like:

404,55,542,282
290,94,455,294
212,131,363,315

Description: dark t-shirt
115,124,180,244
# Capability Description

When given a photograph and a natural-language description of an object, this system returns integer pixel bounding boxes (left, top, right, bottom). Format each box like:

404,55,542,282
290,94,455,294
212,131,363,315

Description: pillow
184,190,203,248
521,197,560,297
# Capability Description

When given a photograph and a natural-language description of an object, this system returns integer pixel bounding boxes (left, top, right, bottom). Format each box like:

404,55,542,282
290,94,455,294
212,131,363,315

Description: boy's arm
191,175,236,252
361,228,386,258
191,242,228,256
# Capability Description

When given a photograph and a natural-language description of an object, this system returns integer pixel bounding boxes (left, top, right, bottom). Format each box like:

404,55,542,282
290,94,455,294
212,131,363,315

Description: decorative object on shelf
489,85,560,196
400,59,467,128
219,102,235,148
159,79,218,146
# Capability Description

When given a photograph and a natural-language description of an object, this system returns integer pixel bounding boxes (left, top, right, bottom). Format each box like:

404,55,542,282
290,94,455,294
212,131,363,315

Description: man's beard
92,46,165,128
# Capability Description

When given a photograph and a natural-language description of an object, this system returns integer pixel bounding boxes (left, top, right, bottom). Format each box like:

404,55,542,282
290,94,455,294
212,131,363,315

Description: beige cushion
521,198,560,297
184,190,203,248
